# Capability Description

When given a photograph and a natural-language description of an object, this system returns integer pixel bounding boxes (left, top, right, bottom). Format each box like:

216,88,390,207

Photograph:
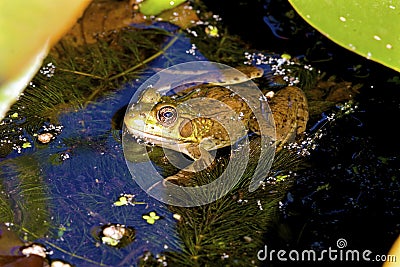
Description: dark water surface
203,0,400,266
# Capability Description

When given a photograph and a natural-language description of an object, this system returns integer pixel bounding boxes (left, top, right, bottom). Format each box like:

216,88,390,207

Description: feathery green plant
0,155,51,240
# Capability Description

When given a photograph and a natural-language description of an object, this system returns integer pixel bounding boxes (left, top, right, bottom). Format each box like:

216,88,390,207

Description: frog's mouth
124,125,184,147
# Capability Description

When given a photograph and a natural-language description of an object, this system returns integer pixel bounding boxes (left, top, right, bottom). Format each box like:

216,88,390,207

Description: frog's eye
157,106,177,126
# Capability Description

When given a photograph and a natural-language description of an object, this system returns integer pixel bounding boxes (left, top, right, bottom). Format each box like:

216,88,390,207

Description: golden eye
157,106,177,126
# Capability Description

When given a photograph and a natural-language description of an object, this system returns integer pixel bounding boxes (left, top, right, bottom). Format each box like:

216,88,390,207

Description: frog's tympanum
124,65,308,184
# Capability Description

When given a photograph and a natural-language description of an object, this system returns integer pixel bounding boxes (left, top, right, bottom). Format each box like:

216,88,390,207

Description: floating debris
60,152,70,161
37,132,54,144
244,52,317,88
113,193,146,206
99,224,136,248
205,25,219,37
172,213,182,221
143,211,161,224
50,259,73,267
21,243,49,258
21,142,31,149
35,123,63,145
10,112,19,118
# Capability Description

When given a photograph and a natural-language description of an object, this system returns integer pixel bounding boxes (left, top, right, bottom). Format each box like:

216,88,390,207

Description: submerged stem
108,34,180,81
57,68,104,80
56,31,179,86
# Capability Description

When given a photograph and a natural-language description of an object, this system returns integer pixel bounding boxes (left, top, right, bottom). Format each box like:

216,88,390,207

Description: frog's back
268,86,308,143
173,84,308,144
170,84,254,121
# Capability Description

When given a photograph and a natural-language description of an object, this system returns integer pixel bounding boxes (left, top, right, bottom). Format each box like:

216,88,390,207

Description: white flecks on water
1,111,63,154
39,62,56,78
373,35,381,41
257,199,263,210
284,101,358,157
386,44,393,49
186,43,197,55
339,16,346,22
186,29,198,37
21,243,48,258
243,52,315,86
60,152,70,161
212,14,222,21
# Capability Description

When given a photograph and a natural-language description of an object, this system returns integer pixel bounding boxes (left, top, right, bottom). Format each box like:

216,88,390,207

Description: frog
123,65,308,184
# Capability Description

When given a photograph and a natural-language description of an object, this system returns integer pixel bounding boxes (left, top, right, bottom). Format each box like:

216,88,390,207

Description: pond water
1,0,399,267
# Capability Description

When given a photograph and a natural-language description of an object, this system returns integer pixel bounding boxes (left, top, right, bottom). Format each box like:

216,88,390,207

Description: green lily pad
139,0,186,16
289,0,400,72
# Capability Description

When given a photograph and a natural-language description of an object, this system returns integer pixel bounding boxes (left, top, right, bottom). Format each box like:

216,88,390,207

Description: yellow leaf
0,0,91,119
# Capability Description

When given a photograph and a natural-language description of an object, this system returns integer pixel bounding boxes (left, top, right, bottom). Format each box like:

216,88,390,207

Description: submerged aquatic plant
0,27,177,159
0,155,52,240
16,27,174,120
124,125,311,264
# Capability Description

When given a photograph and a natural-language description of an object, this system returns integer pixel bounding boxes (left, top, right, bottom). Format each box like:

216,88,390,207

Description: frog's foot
146,170,193,193
163,170,194,185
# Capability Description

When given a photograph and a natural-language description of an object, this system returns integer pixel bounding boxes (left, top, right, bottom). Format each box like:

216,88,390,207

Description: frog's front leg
182,143,216,172
147,144,216,192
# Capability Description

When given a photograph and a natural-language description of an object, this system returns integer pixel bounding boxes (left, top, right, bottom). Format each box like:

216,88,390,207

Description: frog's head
124,86,213,151
124,99,199,147
124,86,249,158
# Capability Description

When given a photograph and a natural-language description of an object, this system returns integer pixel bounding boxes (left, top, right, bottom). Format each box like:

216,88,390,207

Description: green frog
124,66,308,183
